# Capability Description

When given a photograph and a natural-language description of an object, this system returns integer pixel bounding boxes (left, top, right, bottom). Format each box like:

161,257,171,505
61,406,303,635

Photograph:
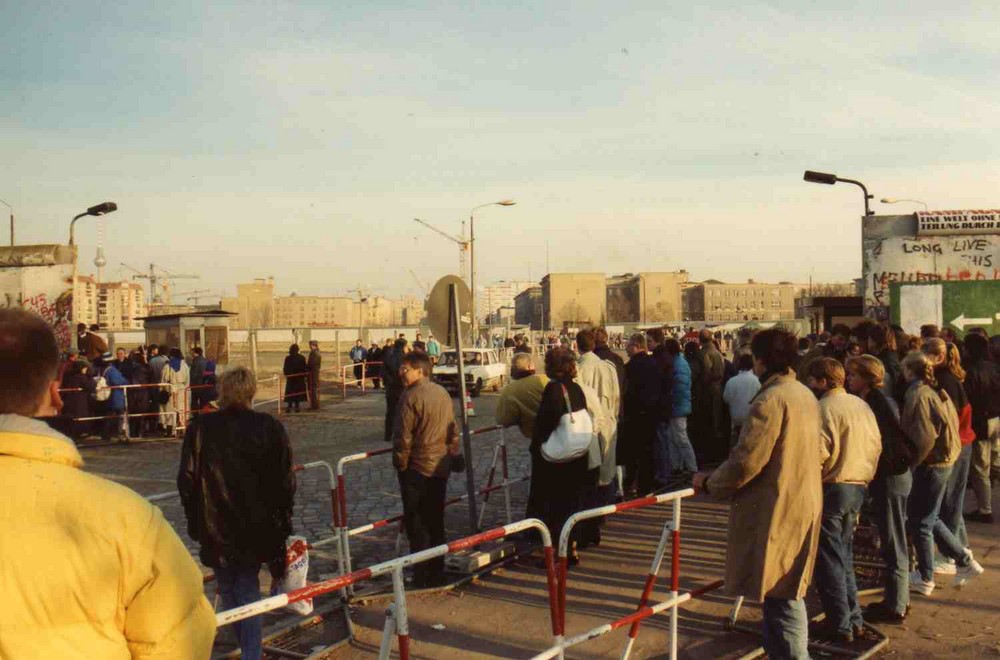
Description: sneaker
967,511,994,524
954,558,985,587
909,571,935,595
934,558,957,575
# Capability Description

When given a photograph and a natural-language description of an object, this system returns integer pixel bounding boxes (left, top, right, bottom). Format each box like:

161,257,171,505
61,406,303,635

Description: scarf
169,356,183,372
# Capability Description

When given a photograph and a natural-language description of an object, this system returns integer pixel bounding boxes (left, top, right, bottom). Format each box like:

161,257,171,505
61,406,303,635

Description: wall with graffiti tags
863,214,1000,321
0,262,75,352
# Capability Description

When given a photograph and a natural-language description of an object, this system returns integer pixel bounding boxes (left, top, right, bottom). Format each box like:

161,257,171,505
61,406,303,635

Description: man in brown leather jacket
392,351,461,587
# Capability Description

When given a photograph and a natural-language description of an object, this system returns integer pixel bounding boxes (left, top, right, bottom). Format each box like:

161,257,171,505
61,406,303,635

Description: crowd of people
491,321,1000,657
55,323,218,441
9,303,1000,659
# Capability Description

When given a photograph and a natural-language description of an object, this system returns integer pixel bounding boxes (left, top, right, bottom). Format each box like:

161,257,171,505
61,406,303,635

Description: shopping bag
269,536,313,615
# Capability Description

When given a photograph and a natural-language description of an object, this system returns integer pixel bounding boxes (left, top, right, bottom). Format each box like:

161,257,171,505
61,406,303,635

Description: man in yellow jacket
0,308,215,659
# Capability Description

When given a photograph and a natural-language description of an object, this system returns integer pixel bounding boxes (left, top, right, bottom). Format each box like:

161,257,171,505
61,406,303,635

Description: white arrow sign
951,313,994,330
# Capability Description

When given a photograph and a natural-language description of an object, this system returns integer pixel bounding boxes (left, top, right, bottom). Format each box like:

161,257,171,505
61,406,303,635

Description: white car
433,349,508,397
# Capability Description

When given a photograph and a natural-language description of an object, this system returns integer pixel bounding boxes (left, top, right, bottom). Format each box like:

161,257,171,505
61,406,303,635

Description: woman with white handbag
528,348,600,566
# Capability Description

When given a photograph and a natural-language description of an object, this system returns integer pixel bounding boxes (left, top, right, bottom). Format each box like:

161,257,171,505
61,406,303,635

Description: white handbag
541,384,595,463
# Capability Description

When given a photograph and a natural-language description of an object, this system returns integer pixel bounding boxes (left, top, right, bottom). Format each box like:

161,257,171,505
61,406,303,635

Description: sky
4,1,1000,301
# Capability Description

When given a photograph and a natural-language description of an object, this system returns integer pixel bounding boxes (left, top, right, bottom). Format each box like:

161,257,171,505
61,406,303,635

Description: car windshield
440,351,484,366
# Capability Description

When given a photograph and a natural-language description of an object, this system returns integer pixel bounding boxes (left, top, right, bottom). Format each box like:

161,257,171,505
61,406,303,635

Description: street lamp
69,202,118,245
469,199,515,338
0,198,12,246
880,197,928,212
803,171,874,216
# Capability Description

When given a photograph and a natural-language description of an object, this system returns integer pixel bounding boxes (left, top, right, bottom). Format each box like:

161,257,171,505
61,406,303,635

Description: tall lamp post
68,202,118,331
470,199,516,339
803,171,874,216
0,198,12,246
880,197,928,211
69,201,117,245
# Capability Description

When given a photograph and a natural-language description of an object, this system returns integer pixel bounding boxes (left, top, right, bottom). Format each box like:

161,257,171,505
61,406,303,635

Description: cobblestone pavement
80,388,530,589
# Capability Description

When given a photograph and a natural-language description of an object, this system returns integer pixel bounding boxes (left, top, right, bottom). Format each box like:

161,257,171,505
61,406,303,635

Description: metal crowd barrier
534,488,725,660
216,518,560,660
331,425,525,595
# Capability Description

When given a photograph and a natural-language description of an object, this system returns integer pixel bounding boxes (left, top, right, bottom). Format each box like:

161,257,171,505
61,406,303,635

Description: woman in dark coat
126,350,155,437
283,344,309,413
528,347,598,565
60,360,96,440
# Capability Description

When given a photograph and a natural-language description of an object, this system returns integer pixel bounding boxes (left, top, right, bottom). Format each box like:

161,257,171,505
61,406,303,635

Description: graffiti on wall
863,234,1000,320
0,264,76,352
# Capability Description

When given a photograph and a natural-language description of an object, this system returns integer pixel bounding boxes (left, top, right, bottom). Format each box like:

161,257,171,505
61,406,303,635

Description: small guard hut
139,310,236,364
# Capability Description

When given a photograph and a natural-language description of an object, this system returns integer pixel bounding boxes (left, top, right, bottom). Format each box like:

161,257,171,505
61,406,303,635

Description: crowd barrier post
215,518,561,660
549,488,698,660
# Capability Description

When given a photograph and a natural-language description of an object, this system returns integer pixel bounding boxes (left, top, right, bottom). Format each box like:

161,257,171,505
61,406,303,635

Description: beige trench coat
705,371,823,601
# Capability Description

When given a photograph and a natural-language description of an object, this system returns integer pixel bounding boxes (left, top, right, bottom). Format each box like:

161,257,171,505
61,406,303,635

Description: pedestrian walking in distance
178,366,296,660
392,351,463,587
0,308,214,658
695,328,823,660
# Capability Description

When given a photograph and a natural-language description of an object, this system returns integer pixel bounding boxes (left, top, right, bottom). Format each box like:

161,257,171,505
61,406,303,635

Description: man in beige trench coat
695,328,823,660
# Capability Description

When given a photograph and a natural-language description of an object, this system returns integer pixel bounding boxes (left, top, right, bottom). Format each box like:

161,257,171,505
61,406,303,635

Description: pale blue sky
4,1,1000,299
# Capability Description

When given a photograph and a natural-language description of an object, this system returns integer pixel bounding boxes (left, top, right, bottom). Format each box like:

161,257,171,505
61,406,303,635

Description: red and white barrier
535,488,724,660
330,424,524,595
215,518,560,660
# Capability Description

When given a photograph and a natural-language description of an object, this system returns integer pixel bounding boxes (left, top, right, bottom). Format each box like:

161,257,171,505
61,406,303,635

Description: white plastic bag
270,536,313,615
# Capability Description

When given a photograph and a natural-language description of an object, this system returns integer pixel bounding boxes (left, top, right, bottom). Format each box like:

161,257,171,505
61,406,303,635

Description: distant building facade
542,273,606,330
606,271,688,323
74,275,98,328
274,294,355,327
97,281,147,330
222,277,276,328
684,280,796,322
479,280,535,323
514,286,543,329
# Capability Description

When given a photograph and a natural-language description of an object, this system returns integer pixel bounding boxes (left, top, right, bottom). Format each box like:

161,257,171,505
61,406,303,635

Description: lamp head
803,171,837,185
87,202,117,216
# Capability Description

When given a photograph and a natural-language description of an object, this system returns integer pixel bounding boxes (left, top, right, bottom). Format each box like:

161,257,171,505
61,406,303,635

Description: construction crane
175,289,215,305
407,269,429,296
413,218,469,282
121,262,200,305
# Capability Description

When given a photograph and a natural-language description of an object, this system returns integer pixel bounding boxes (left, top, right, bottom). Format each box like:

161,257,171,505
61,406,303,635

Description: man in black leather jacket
178,366,296,659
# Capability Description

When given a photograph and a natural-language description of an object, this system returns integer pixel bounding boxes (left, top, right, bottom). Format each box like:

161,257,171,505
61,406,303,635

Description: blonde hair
902,350,942,395
846,355,885,389
218,366,257,409
923,338,966,382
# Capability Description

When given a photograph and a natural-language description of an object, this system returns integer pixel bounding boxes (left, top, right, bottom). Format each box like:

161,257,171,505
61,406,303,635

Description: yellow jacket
0,415,215,659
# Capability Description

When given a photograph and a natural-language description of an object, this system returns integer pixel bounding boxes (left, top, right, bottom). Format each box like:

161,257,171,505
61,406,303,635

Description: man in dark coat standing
382,337,407,442
622,333,661,495
307,341,322,410
189,347,208,410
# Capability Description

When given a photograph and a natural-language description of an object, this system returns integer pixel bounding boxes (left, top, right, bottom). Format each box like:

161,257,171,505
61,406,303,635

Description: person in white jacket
161,347,191,436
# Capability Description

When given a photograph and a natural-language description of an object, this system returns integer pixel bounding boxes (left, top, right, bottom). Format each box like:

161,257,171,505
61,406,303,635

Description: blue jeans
762,597,809,659
937,444,971,549
870,470,912,616
216,564,263,660
909,465,968,582
653,418,698,484
814,483,865,635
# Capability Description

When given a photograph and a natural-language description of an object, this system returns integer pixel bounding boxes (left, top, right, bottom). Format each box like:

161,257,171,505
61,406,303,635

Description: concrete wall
862,214,1000,321
0,245,76,351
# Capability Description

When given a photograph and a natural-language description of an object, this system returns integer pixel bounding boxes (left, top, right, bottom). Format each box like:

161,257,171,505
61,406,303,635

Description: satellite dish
427,275,472,346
